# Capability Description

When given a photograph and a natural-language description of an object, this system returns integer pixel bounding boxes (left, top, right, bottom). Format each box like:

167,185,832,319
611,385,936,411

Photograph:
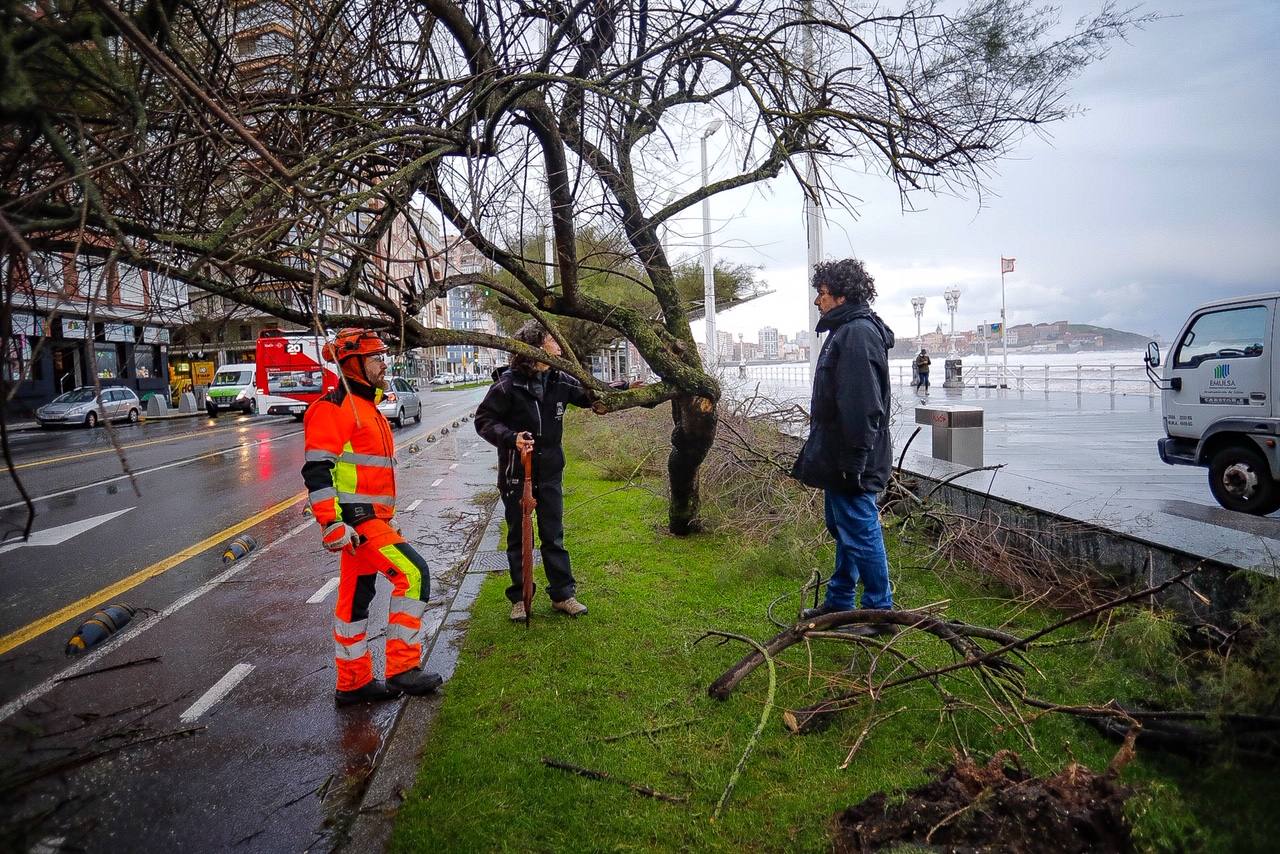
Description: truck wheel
1208,444,1279,515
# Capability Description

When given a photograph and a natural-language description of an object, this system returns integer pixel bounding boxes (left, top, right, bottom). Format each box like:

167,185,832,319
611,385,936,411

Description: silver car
37,386,142,428
377,377,423,427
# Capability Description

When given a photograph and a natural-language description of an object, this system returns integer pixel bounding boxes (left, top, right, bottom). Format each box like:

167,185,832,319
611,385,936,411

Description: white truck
1146,292,1278,515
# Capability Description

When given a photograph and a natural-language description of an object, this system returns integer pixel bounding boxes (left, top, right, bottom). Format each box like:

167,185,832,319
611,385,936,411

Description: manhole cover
470,550,540,571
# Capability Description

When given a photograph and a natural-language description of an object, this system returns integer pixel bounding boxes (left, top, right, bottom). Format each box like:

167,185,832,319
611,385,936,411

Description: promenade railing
728,361,1155,397
894,362,1154,396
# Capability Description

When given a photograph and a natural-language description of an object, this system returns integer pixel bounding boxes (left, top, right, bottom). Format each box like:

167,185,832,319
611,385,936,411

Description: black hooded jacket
474,365,594,493
791,300,896,494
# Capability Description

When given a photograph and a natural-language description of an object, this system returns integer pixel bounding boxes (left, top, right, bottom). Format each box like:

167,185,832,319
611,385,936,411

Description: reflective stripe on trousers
331,528,431,691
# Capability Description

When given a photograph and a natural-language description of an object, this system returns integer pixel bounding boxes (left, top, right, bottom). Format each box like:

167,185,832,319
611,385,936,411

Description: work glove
322,522,359,553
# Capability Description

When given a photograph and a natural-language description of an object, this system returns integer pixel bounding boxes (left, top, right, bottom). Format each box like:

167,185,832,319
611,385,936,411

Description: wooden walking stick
520,443,536,627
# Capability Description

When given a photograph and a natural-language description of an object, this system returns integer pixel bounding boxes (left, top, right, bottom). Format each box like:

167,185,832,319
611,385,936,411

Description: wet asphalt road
0,389,501,851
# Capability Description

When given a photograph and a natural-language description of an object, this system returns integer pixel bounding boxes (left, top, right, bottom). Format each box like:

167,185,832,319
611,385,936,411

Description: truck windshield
1174,305,1267,369
212,370,253,386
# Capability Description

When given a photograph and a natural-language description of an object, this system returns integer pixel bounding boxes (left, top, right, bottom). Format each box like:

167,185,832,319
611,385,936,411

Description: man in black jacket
792,259,896,637
474,321,593,621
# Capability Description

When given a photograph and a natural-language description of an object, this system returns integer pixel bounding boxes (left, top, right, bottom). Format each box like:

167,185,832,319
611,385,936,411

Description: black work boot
845,623,900,640
388,668,444,696
799,603,846,621
334,680,402,707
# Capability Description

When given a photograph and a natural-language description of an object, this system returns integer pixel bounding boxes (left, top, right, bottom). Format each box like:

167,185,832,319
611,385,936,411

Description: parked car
37,386,142,428
205,363,256,416
377,377,424,427
430,373,453,386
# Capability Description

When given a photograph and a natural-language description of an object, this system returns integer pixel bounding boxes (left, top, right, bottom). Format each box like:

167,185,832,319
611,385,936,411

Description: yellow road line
0,492,306,657
13,422,257,471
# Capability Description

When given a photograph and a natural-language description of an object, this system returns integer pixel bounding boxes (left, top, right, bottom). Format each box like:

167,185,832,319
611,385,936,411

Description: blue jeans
823,490,892,610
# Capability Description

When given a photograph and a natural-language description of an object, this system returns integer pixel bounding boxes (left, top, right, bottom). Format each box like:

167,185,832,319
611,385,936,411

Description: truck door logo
1203,362,1247,405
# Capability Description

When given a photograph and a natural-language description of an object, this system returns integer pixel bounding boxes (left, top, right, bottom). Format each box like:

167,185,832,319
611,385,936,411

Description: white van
206,363,256,416
1146,292,1278,514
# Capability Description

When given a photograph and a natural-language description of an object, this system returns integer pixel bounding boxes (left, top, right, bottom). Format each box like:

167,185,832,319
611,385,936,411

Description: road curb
338,496,503,853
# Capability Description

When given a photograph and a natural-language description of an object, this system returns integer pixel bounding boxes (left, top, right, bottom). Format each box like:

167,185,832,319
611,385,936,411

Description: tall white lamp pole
943,287,961,358
700,119,723,365
911,296,926,343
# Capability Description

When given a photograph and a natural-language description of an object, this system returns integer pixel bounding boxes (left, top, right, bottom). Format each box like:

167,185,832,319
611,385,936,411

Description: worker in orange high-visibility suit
301,328,443,706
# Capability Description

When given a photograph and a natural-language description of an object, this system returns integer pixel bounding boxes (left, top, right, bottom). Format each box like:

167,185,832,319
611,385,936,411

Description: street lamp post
911,296,926,343
943,287,961,357
700,119,723,365
943,287,963,389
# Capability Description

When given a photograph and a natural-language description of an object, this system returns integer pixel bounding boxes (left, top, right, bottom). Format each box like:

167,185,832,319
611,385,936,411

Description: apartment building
4,253,190,414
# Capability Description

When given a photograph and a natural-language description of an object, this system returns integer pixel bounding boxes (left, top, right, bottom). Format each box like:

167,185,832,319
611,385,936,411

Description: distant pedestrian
914,348,931,391
792,259,897,636
302,328,444,706
474,321,595,621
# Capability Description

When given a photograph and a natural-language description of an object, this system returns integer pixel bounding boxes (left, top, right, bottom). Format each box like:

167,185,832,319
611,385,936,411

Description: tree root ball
831,752,1132,854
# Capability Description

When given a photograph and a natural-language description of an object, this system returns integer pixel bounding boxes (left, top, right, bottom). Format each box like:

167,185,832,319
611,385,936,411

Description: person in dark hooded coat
474,320,595,621
792,259,897,637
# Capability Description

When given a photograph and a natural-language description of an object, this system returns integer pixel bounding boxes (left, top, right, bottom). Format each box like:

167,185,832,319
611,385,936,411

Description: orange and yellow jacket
301,382,397,528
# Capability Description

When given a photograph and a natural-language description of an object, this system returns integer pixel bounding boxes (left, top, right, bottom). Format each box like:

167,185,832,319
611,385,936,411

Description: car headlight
236,388,249,400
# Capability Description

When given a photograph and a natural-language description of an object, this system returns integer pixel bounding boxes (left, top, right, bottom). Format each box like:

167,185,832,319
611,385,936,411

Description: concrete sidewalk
726,375,1279,574
892,386,1280,575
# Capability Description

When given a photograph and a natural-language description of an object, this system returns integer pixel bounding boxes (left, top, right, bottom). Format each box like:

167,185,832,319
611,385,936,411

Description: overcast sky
668,0,1280,346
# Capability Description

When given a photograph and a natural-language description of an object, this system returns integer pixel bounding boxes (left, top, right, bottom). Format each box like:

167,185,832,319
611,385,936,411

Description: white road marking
449,463,458,470
306,577,340,604
0,507,135,555
29,837,64,854
179,663,255,722
430,478,443,487
405,499,424,513
0,519,311,725
0,430,303,512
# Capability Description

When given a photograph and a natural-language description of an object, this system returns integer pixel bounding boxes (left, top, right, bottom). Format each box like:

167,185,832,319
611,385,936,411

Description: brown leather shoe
552,597,588,617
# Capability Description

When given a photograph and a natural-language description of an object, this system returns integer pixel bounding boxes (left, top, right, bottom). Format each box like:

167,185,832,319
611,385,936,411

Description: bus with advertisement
252,330,338,419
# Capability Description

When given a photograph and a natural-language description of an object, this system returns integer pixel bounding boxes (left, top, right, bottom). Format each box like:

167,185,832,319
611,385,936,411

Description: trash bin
915,404,983,467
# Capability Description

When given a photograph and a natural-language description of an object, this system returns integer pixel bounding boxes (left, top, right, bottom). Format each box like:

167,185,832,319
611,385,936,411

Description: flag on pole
1001,257,1016,274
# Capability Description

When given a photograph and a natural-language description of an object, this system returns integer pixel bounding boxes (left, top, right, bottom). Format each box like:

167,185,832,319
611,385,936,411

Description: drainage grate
470,549,540,571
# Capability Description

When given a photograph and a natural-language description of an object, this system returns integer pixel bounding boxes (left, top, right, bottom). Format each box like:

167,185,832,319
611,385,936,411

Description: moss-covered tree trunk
667,393,718,535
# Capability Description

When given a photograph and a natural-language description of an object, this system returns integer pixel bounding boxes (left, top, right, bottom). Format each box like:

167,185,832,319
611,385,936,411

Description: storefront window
134,345,158,379
95,343,121,378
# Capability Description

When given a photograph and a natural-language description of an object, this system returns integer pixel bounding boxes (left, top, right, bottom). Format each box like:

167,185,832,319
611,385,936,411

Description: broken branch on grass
838,705,909,770
539,758,686,803
697,630,777,822
708,569,1207,737
591,718,701,744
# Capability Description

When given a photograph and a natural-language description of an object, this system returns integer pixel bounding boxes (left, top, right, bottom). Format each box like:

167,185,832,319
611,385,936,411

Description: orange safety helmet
322,328,389,363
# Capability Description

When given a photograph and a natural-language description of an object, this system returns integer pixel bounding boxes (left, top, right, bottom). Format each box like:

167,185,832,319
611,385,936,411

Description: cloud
687,0,1280,345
